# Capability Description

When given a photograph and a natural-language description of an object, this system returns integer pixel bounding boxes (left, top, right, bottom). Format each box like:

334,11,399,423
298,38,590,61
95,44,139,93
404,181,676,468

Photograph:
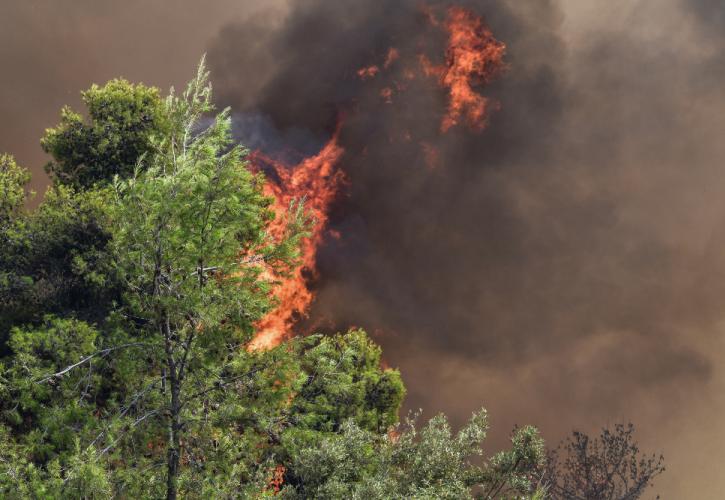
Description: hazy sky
2,1,725,497
0,0,278,195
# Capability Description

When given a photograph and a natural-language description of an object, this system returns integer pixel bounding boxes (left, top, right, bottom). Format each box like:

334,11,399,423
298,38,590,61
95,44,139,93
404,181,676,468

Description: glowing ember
421,6,506,132
357,65,380,80
380,87,394,103
248,126,346,351
383,47,400,68
420,141,440,169
357,47,399,81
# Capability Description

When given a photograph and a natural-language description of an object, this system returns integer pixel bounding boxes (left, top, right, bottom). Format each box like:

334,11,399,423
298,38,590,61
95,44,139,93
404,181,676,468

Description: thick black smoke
208,1,725,496
2,0,724,496
210,0,573,364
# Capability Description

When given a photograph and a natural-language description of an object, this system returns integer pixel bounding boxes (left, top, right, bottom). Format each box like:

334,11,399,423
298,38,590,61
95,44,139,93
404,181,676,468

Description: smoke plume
2,0,725,496
208,1,725,496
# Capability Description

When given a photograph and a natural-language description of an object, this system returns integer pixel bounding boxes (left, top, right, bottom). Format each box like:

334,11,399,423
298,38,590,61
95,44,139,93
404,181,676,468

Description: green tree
230,331,406,493
0,183,118,350
0,315,131,498
105,59,308,499
288,330,405,434
41,78,168,188
0,154,30,224
0,60,405,499
0,317,405,497
279,409,546,499
0,78,169,348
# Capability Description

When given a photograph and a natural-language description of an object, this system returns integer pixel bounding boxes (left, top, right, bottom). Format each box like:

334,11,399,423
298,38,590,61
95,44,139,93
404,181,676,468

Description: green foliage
472,425,546,499
0,78,166,348
110,59,308,341
279,409,545,499
0,154,30,224
42,78,168,188
0,315,147,499
0,425,112,499
0,82,162,351
211,331,406,495
0,424,57,498
0,316,138,461
0,183,118,349
289,330,406,433
62,444,113,499
1,59,312,499
104,58,310,498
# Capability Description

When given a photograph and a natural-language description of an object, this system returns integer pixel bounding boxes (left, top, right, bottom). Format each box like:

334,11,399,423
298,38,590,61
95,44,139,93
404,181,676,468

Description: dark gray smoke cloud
2,0,725,496
209,0,725,496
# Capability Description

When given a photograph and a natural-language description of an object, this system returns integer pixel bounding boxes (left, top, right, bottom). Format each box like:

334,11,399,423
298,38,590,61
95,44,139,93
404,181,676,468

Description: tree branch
35,342,149,384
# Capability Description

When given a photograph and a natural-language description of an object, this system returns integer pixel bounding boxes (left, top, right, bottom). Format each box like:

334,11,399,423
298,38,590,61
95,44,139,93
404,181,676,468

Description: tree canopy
41,78,168,188
0,59,664,499
0,154,30,223
542,423,665,499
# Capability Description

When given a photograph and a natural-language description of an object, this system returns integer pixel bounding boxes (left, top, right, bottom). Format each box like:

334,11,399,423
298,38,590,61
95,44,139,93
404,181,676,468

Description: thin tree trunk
166,377,181,500
163,315,181,500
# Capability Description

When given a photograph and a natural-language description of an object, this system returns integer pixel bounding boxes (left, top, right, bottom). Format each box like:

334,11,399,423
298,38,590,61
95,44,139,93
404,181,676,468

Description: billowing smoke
208,1,725,496
2,0,725,496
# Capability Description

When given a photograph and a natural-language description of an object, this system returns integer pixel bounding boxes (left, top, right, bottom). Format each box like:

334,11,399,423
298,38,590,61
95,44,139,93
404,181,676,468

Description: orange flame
384,47,400,68
357,47,399,81
357,65,380,80
421,6,506,132
380,87,394,103
248,6,505,351
248,126,346,351
420,141,440,170
268,464,286,494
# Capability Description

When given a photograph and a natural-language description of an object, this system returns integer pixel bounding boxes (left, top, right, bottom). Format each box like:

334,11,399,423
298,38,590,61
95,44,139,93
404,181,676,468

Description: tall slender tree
108,58,307,499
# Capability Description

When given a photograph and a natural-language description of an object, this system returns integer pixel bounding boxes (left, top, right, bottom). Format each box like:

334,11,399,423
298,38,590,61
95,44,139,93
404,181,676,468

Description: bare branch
35,342,149,384
99,409,161,456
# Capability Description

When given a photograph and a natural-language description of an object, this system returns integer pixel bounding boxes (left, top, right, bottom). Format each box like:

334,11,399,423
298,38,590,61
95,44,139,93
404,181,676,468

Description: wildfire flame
357,65,380,80
383,47,400,69
356,48,399,81
249,6,505,351
421,6,506,132
248,126,346,351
